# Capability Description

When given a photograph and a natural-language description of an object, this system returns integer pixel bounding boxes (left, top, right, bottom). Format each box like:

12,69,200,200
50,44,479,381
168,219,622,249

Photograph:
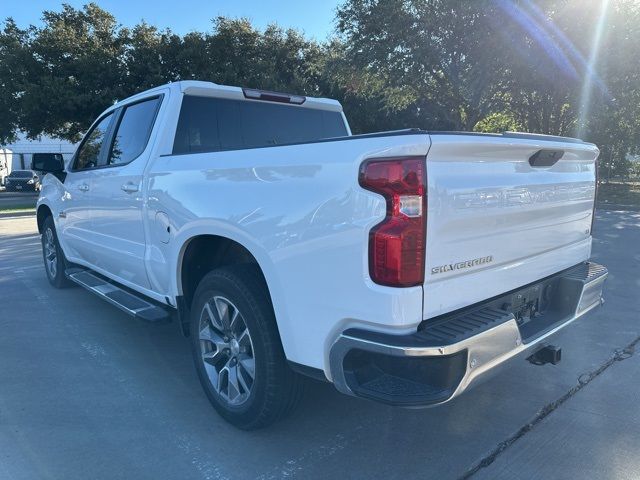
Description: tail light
359,157,426,287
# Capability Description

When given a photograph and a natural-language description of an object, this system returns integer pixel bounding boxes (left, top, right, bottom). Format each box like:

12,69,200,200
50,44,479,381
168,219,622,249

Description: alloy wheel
199,295,256,406
44,228,57,279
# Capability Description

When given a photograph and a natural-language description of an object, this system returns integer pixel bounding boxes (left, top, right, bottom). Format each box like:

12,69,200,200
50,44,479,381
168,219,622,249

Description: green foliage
0,19,31,143
0,0,639,178
0,6,326,142
335,0,507,131
474,112,523,134
20,4,127,141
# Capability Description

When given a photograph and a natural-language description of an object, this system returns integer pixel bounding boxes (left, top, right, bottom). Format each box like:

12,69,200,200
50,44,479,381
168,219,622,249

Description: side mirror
32,155,65,174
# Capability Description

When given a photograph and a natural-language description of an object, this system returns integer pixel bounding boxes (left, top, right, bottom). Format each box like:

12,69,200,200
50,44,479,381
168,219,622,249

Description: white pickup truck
35,81,607,429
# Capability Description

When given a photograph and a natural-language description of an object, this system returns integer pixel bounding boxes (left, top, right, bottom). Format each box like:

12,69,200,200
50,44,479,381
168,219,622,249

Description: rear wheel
190,265,303,430
41,216,72,288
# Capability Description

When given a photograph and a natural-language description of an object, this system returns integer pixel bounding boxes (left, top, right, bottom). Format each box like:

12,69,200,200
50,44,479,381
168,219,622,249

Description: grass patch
0,205,36,214
597,181,640,207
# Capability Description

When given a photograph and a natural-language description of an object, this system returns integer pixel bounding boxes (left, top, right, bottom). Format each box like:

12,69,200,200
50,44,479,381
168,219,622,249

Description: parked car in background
4,170,41,192
35,81,607,430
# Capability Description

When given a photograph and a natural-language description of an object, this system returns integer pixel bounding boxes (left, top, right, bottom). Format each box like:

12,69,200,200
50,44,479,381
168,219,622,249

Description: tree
15,3,128,141
0,20,32,143
1,0,640,168
123,23,182,91
202,18,324,94
0,7,329,142
335,0,509,131
473,112,523,133
574,0,640,179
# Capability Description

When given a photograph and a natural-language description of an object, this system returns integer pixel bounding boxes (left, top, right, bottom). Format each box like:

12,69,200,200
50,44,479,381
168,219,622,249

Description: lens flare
496,0,579,80
521,0,610,98
577,0,611,139
495,0,612,137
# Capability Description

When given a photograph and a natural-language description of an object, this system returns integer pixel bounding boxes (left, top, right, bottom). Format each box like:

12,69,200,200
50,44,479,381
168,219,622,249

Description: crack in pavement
459,335,640,479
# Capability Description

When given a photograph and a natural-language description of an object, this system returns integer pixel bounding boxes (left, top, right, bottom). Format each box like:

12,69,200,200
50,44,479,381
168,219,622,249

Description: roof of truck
109,80,343,113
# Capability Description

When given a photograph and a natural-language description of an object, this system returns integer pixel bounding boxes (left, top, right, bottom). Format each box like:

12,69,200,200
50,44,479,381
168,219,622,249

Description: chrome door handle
78,183,89,192
121,182,139,193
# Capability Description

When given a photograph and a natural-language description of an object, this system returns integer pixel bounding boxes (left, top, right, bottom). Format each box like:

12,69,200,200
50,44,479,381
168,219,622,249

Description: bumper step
66,269,172,323
330,261,608,407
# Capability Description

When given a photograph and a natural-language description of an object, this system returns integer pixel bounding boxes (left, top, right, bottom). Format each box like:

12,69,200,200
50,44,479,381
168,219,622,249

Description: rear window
10,171,33,178
173,96,348,154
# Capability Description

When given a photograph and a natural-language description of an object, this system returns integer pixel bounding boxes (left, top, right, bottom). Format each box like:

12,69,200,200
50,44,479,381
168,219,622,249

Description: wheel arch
36,204,53,234
176,233,284,339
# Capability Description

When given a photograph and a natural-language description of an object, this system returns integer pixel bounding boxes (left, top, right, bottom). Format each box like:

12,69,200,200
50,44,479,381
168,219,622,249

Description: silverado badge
431,255,493,275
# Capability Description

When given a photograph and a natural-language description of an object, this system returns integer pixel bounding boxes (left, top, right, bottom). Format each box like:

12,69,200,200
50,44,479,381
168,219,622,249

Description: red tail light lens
359,157,426,287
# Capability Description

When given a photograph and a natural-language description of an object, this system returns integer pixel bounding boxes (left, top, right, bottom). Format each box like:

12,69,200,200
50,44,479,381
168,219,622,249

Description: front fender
36,174,66,233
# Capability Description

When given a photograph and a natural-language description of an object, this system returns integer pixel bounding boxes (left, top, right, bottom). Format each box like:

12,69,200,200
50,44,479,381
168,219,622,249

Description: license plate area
418,262,606,345
501,280,558,328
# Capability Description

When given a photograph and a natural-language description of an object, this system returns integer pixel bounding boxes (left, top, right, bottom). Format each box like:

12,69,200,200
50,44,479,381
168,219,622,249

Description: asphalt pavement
0,210,638,480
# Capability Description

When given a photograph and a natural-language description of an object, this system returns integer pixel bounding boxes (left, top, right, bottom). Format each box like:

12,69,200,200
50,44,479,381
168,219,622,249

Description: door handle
121,182,139,193
78,183,89,192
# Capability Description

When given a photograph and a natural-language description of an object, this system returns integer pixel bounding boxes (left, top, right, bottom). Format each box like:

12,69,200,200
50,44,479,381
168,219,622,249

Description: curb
0,192,39,198
597,203,640,212
0,211,36,219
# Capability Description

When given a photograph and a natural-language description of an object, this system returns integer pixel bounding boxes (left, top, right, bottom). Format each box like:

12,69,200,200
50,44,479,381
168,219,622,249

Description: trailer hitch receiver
527,344,562,366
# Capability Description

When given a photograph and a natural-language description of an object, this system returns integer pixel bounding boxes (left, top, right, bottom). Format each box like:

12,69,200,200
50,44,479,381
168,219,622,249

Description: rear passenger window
108,97,161,166
173,95,348,154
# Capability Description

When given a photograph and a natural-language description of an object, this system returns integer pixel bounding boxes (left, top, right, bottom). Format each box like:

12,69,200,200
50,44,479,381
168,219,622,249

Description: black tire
190,265,303,430
41,216,72,288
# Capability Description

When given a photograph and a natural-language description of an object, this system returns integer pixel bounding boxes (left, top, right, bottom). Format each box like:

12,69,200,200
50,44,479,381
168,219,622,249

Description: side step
66,268,172,323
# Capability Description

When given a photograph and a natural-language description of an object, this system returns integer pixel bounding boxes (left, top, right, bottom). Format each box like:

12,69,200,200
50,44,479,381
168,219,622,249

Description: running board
66,269,172,323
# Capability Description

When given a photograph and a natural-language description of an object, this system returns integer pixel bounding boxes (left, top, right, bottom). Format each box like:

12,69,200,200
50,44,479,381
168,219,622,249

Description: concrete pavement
0,210,638,480
474,347,640,480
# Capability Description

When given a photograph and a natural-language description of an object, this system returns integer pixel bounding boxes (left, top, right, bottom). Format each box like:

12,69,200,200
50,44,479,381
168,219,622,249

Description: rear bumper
329,262,607,407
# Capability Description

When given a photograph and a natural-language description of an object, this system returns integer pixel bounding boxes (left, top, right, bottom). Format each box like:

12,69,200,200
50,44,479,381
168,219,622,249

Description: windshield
10,170,33,178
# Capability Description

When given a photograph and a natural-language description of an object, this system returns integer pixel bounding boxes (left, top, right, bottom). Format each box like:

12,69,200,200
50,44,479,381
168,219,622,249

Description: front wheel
41,216,72,288
190,265,303,430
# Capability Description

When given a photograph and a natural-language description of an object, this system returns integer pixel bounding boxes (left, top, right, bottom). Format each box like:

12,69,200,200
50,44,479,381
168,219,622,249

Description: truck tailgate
424,133,599,319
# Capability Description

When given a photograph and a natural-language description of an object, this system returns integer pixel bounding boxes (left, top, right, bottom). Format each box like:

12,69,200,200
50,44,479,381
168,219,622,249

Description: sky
1,0,344,40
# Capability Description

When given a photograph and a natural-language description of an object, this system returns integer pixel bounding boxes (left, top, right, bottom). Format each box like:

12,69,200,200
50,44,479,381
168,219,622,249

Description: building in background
3,132,77,171
0,148,12,186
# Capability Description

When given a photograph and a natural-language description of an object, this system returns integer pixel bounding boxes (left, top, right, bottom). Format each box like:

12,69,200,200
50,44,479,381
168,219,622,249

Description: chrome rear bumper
329,262,607,407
